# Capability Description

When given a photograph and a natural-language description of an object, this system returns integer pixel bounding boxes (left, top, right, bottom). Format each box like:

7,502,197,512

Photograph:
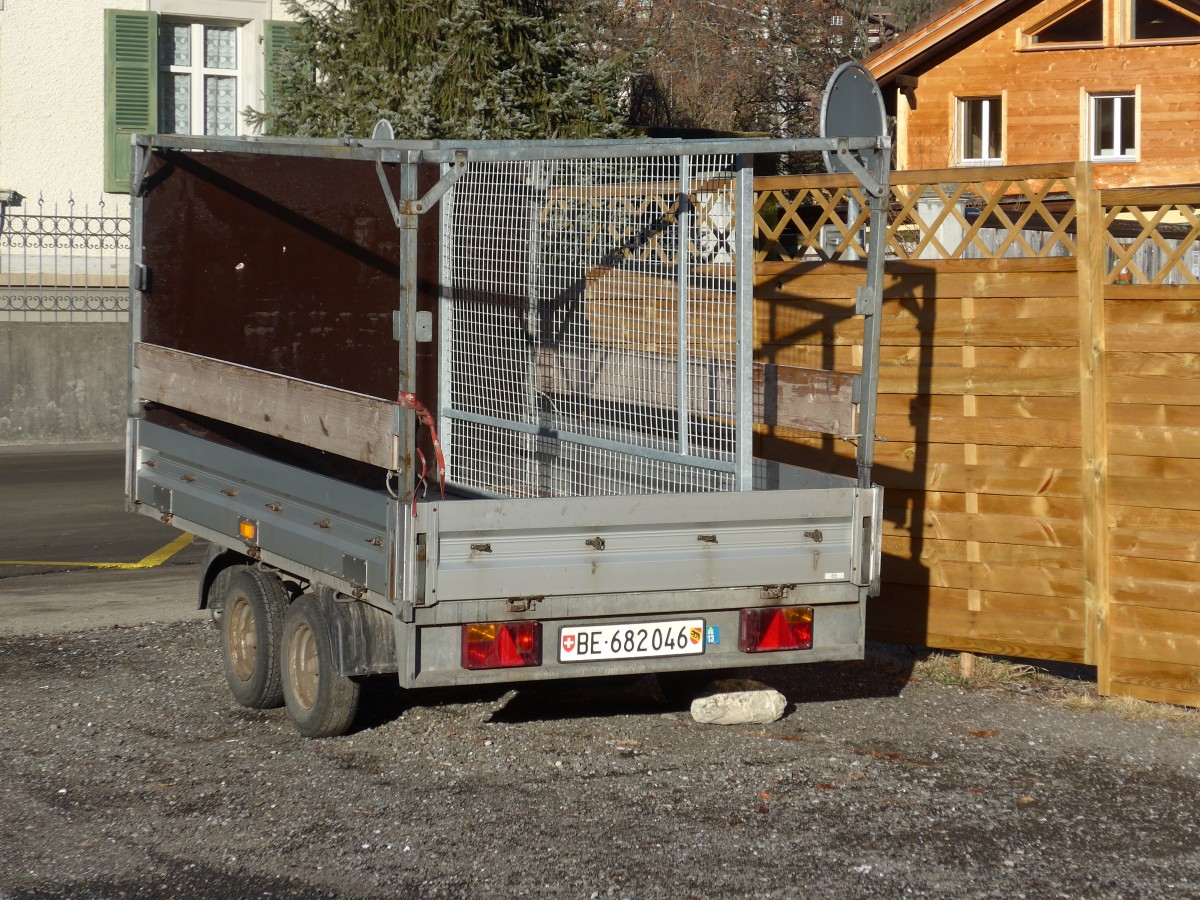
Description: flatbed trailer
125,128,891,736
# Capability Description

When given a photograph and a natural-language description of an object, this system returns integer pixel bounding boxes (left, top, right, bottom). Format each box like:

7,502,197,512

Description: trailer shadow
347,645,921,733
347,642,1100,734
352,648,918,729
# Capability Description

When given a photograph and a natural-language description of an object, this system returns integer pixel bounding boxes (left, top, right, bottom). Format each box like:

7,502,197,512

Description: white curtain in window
161,22,190,67
161,73,191,135
205,75,237,135
205,26,237,70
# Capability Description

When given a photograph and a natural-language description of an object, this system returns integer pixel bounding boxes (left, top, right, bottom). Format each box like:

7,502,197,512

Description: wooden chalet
863,0,1200,188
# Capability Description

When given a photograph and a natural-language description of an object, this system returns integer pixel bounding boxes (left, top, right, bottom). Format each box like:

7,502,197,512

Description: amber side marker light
238,517,258,542
739,606,814,653
462,622,542,670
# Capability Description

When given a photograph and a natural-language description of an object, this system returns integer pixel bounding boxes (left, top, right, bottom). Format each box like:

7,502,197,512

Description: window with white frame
1090,93,1137,160
959,97,1003,163
158,20,242,136
105,10,297,193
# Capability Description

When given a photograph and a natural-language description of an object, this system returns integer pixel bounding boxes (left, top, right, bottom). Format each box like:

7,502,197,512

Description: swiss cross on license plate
559,619,706,663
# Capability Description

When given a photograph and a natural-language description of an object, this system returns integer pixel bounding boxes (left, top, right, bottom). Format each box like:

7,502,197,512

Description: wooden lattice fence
753,162,1200,706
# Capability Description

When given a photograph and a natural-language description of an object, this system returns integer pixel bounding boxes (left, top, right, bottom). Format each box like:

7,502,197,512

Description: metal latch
343,554,367,587
415,310,433,342
397,309,434,343
507,596,543,613
760,584,796,600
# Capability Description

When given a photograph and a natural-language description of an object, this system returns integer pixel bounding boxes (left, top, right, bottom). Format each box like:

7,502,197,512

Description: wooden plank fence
1099,186,1200,705
753,162,1200,707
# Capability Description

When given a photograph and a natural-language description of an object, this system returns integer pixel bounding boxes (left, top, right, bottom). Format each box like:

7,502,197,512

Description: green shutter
263,20,301,132
104,10,157,194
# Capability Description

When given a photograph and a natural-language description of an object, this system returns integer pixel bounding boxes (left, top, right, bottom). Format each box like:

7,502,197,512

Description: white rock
689,679,787,725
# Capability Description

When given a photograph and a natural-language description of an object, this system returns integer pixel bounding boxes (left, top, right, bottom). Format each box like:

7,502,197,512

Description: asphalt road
0,443,204,579
0,443,206,634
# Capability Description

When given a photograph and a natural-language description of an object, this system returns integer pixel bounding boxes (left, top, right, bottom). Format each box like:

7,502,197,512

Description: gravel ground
1,619,1198,899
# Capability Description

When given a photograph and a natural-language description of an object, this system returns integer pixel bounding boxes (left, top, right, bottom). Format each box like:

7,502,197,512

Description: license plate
558,619,706,663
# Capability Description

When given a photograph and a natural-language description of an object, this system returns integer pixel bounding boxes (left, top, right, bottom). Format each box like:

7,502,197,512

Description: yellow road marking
0,532,194,570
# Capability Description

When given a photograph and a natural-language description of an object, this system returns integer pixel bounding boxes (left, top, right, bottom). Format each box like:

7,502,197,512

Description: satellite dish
820,62,886,176
371,119,395,141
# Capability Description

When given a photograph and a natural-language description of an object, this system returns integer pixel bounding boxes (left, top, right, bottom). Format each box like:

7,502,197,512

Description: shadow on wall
0,323,129,444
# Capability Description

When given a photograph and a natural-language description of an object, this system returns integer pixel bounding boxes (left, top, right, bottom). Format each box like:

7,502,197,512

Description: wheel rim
288,622,320,711
227,596,257,682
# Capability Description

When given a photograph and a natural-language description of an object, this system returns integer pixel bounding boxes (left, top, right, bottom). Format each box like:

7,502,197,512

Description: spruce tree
252,0,640,139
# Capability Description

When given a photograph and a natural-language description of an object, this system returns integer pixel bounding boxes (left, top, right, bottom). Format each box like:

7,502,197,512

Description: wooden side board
576,265,858,436
138,342,856,473
135,343,399,470
754,363,855,436
584,267,736,357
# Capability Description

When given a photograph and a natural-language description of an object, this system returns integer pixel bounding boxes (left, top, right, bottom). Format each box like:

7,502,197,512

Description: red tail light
462,622,542,670
739,606,814,653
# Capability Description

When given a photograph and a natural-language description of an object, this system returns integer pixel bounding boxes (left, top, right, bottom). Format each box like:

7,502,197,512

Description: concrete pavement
0,565,205,635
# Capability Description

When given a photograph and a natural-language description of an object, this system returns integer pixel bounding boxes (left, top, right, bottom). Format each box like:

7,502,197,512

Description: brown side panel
141,149,431,400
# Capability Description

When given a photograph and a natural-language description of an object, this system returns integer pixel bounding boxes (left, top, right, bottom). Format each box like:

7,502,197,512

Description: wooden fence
752,162,1200,707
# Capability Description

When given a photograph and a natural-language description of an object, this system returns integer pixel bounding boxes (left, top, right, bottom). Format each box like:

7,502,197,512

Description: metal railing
0,195,130,322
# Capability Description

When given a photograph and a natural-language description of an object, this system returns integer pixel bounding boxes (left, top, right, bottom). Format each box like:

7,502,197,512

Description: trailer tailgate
417,487,879,604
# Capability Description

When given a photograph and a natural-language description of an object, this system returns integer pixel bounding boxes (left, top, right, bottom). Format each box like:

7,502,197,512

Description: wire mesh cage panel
440,152,743,499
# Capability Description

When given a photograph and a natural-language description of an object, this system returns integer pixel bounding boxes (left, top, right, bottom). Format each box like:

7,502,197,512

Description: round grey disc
820,62,886,175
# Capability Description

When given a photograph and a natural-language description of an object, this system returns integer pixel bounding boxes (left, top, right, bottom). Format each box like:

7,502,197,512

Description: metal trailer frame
125,131,890,689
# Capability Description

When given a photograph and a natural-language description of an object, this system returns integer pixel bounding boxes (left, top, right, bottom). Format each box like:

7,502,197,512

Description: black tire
281,593,362,738
219,568,289,709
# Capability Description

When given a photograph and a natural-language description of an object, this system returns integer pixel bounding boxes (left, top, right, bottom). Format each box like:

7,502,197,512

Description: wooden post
961,288,980,684
1074,162,1111,691
960,651,975,679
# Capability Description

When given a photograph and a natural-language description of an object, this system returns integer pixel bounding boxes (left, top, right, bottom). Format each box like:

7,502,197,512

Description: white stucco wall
0,0,293,214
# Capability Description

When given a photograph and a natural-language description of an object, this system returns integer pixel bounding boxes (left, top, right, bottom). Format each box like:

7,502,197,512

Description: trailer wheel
281,593,362,738
219,568,289,709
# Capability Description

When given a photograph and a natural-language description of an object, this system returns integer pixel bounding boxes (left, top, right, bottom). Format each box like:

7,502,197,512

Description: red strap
397,392,447,516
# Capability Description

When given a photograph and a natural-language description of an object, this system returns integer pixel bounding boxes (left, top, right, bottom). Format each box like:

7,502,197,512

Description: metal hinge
375,149,467,225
